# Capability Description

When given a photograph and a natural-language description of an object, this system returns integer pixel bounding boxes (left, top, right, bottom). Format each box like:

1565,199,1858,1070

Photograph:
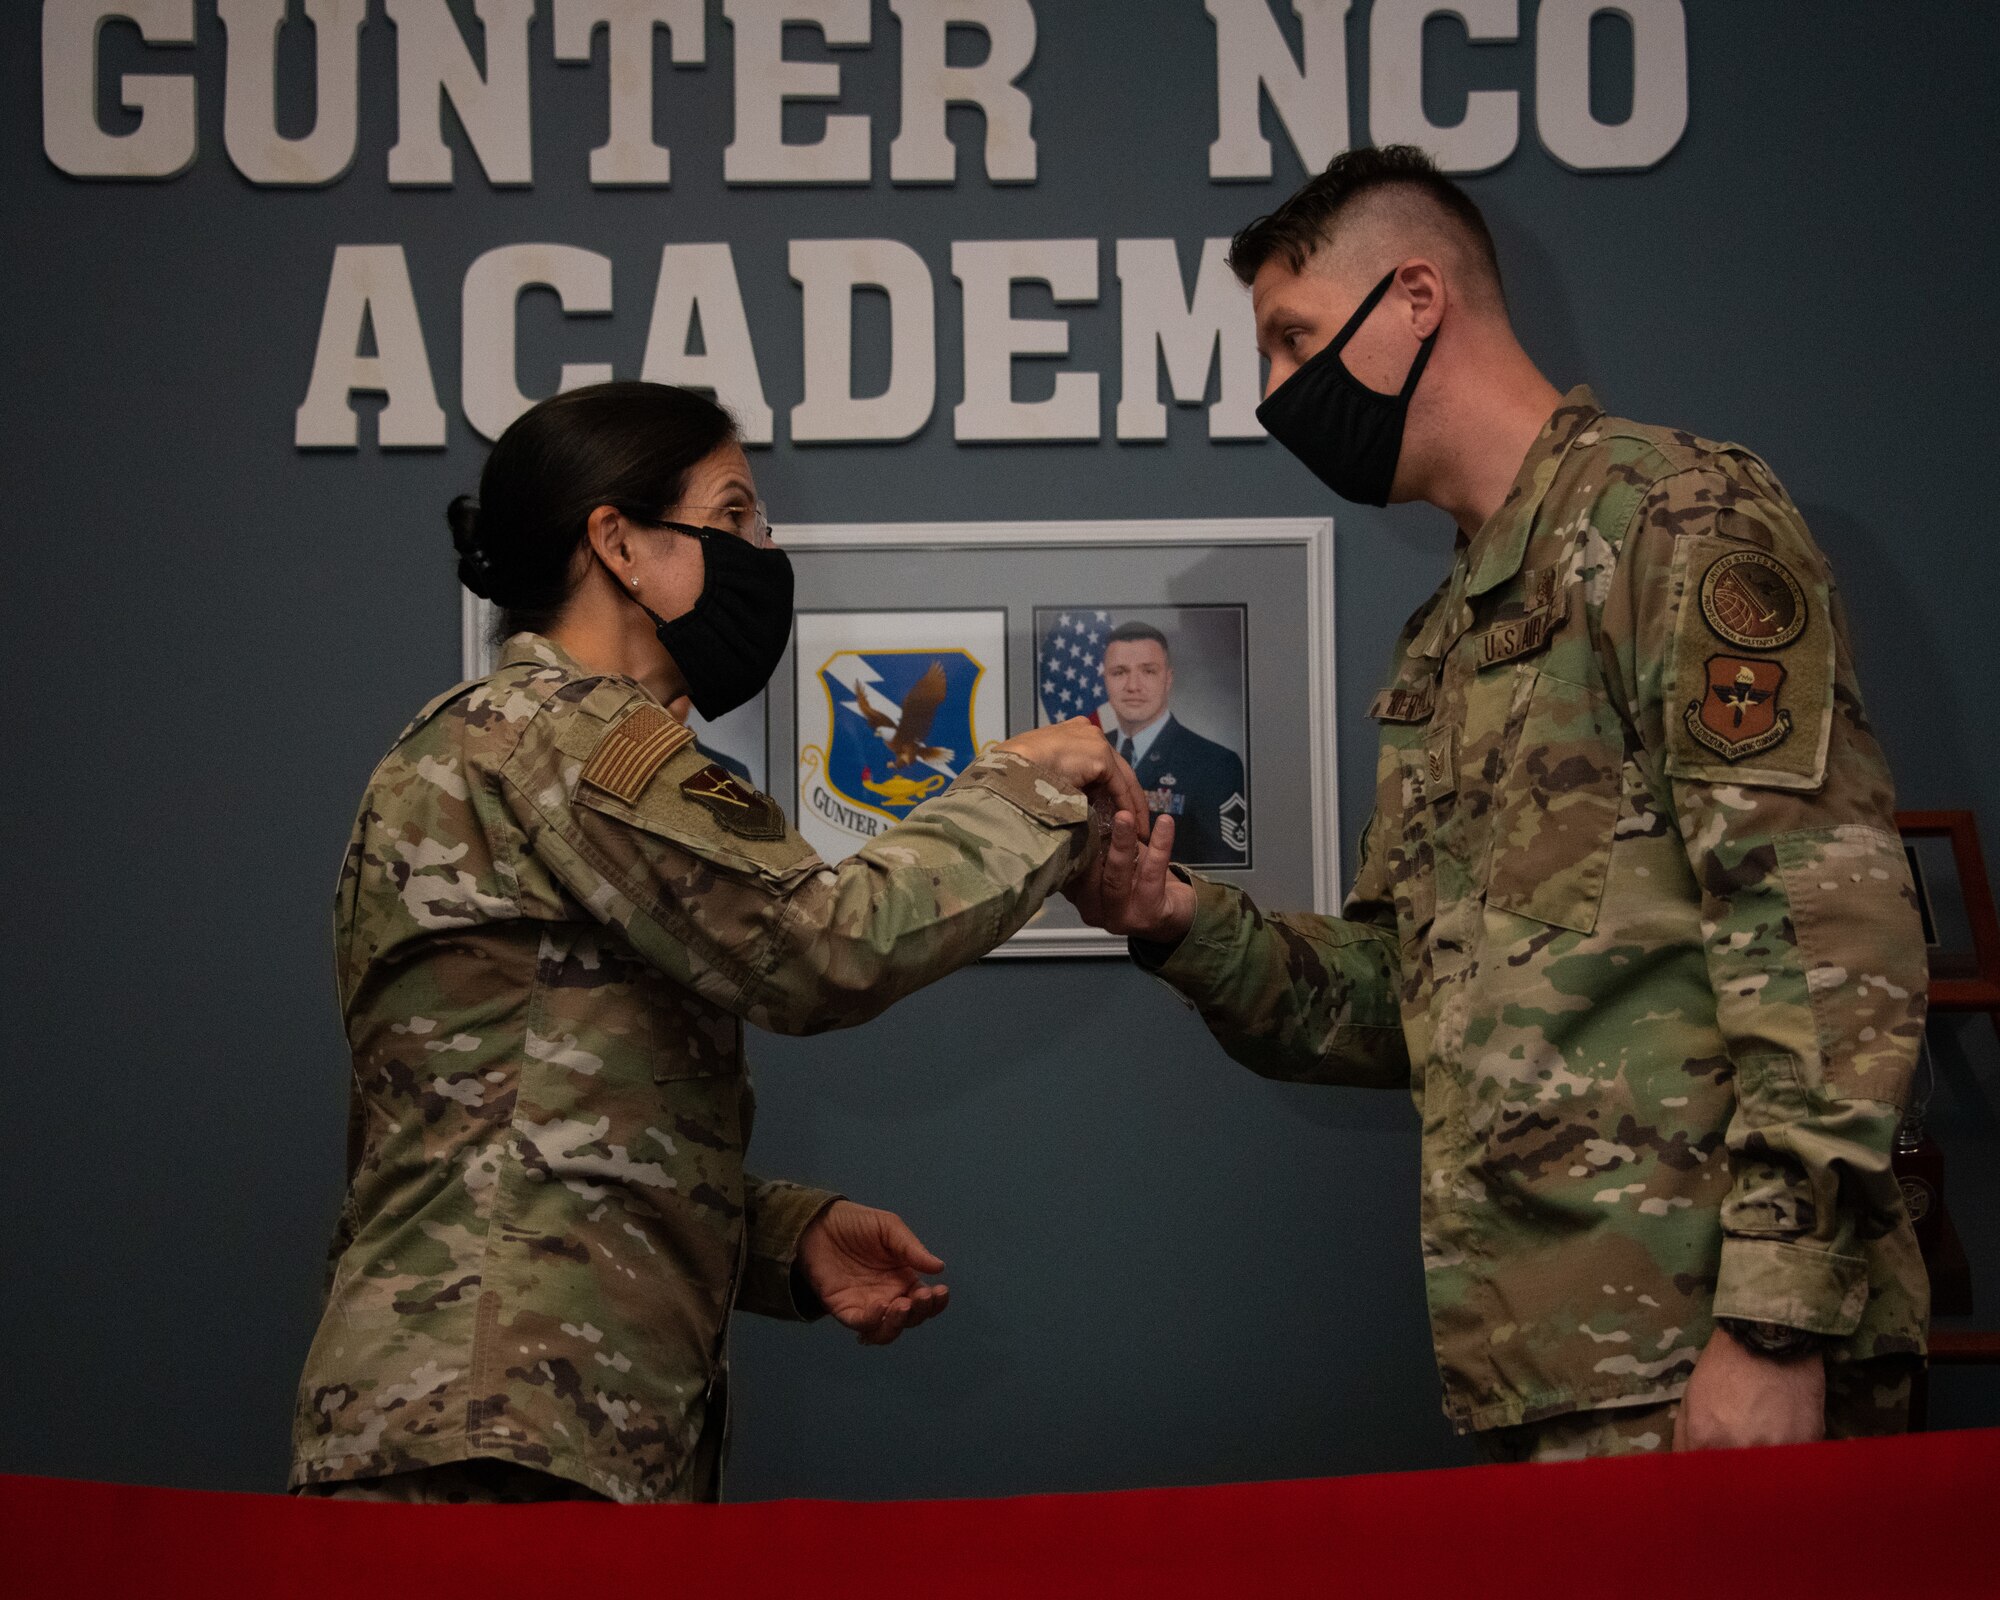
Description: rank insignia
680,763,789,840
580,703,693,805
1686,656,1791,760
1219,792,1249,854
1699,549,1806,650
1424,726,1458,800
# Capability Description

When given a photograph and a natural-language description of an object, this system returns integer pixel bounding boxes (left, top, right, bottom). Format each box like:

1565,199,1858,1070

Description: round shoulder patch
1699,549,1806,650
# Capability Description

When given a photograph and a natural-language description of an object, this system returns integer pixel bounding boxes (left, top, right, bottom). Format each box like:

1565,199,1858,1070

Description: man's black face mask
1255,269,1438,508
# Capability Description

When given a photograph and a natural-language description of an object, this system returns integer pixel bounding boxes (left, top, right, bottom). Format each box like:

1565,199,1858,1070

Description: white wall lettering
219,0,366,187
953,239,1099,442
1205,0,1349,182
296,245,448,448
386,0,535,187
888,0,1037,185
639,243,775,443
790,239,938,442
1369,0,1519,175
462,245,616,441
43,0,197,180
1536,0,1687,172
723,0,872,185
1115,238,1262,442
553,0,704,188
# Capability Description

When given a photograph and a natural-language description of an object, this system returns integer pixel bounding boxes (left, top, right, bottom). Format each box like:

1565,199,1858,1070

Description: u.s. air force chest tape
564,690,822,882
1665,535,1833,791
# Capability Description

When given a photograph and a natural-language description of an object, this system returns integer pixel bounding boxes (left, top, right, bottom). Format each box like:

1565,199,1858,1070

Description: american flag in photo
1038,610,1113,728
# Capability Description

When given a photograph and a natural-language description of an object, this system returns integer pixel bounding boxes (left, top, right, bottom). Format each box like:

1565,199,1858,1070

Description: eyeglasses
664,501,774,548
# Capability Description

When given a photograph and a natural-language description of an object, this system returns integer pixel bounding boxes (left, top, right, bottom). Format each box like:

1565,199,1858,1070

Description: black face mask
613,523,794,720
1255,269,1437,508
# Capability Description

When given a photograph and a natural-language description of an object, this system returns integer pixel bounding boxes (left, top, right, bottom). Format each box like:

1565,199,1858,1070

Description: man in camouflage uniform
293,632,1118,1502
1074,147,1926,1459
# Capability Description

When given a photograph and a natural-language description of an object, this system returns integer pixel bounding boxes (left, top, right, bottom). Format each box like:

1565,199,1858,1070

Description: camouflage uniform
291,634,1094,1503
1139,389,1928,1448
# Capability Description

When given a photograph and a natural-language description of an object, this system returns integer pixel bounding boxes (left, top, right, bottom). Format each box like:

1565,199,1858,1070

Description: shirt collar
1463,385,1603,599
1119,711,1172,764
496,631,589,676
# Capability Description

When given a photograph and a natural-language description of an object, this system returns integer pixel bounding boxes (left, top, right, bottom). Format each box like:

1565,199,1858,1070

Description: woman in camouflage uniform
291,383,1141,1504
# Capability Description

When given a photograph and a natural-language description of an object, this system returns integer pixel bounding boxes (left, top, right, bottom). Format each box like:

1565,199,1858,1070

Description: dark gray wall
3,1,1995,1497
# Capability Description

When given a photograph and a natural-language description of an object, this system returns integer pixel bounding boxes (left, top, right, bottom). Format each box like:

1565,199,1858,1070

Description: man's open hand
1065,809,1197,945
1673,1324,1825,1450
797,1201,949,1347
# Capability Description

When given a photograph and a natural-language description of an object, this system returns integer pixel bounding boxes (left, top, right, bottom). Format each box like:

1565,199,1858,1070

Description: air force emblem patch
1687,655,1791,759
808,649,986,825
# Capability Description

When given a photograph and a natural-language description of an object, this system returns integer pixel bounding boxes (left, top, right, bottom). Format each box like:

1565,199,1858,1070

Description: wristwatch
1715,1316,1828,1358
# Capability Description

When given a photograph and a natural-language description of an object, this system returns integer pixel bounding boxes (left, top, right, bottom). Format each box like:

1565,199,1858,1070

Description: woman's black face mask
610,522,794,721
1254,269,1438,508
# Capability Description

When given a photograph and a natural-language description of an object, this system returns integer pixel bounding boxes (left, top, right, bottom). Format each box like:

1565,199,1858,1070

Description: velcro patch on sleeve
680,763,789,840
1665,535,1832,792
580,703,694,805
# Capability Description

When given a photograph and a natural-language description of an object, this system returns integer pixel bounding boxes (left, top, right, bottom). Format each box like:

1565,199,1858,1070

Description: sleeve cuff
949,750,1092,830
1713,1236,1870,1338
1129,872,1240,989
737,1181,842,1322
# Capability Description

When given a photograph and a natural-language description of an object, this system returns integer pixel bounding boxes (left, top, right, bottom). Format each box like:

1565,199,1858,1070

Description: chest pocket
1484,666,1625,935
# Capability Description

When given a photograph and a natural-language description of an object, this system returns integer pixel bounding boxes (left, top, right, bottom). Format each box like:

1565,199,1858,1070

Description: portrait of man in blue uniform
1037,609,1250,870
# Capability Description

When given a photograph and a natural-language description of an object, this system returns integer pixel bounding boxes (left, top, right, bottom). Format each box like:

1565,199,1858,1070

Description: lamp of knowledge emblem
810,649,987,824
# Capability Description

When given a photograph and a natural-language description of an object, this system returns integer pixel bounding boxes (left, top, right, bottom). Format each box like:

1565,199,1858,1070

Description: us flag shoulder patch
580,703,693,804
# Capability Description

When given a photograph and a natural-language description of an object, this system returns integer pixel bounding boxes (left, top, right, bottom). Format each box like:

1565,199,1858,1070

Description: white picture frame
462,516,1338,959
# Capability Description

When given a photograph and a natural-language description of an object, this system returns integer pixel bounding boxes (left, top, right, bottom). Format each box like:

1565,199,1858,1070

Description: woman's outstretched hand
996,718,1150,833
797,1201,951,1346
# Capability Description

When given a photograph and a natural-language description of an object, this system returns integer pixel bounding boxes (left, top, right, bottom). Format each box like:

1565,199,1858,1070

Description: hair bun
448,495,498,599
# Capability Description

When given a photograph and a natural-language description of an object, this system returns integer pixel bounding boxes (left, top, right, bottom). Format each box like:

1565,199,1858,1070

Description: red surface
4,1428,1992,1600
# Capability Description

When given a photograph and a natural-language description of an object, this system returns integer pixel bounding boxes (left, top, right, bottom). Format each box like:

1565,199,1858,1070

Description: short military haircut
1227,144,1505,308
1107,620,1170,660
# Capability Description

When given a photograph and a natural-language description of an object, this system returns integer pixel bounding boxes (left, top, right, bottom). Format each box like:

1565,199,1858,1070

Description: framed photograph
463,517,1337,958
1896,810,2000,1009
1036,604,1251,870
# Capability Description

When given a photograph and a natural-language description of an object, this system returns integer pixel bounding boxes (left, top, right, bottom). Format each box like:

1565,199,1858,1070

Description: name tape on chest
580,704,694,805
1475,585,1569,669
1370,684,1437,724
1475,606,1560,668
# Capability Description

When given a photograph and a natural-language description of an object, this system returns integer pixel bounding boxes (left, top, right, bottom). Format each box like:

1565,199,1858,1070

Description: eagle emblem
811,648,987,824
855,662,952,772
